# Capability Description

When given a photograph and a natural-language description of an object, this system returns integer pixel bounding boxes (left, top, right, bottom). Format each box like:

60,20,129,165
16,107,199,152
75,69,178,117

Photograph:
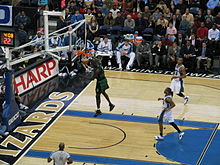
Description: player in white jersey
48,143,73,165
155,87,184,140
170,57,189,105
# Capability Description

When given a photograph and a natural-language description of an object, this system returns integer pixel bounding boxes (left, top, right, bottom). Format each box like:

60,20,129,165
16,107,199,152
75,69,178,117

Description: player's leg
94,92,102,117
126,52,135,70
169,122,184,140
102,91,115,111
155,111,165,140
116,51,122,70
176,80,189,104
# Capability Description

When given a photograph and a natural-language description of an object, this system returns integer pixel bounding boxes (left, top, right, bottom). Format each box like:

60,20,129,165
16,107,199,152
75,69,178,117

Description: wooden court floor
16,71,220,165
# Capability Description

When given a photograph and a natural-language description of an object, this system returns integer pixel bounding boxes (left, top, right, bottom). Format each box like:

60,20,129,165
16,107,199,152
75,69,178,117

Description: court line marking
68,122,126,150
14,81,93,165
25,150,179,165
107,76,220,91
63,110,217,129
196,123,219,165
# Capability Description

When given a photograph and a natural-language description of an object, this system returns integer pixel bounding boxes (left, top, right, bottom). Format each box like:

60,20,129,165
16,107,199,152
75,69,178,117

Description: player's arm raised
164,97,175,111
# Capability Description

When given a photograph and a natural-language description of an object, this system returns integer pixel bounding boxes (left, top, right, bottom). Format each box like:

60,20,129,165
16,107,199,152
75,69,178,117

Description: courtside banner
14,59,59,95
0,5,13,26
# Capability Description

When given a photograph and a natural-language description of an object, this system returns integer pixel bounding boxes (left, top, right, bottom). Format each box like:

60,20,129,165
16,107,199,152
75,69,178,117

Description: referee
47,142,73,165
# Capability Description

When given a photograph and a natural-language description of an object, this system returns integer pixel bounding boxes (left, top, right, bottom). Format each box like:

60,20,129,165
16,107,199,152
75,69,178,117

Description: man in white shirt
97,37,113,66
208,24,220,40
48,142,73,165
97,37,113,56
116,40,135,70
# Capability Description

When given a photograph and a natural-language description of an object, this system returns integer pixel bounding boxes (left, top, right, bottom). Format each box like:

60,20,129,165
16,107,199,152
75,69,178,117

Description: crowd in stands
3,0,220,73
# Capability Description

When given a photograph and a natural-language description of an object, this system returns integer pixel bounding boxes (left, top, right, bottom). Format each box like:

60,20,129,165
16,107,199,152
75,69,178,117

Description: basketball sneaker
154,135,164,140
179,132,184,140
94,110,102,117
184,96,189,105
109,104,115,112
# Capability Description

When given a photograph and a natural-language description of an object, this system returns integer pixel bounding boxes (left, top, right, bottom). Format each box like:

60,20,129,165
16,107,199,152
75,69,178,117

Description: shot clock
0,31,15,47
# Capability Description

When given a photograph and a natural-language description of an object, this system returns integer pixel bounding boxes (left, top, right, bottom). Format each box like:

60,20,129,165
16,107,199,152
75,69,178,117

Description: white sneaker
184,96,189,105
154,135,164,140
179,132,184,140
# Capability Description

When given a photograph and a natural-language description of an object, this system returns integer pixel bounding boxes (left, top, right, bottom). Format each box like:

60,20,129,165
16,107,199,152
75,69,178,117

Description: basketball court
14,71,220,165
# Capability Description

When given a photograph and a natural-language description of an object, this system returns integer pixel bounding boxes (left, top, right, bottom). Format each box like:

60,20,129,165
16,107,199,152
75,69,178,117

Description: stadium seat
122,26,134,34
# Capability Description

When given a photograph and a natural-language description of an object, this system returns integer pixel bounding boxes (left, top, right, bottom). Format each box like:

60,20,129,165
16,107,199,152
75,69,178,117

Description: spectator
164,8,172,20
71,10,84,24
121,8,130,18
151,40,167,68
143,16,150,28
175,9,182,21
161,35,173,48
57,16,67,33
88,16,99,40
110,5,120,19
142,6,151,18
68,1,79,14
175,0,187,14
208,24,220,40
183,8,194,22
17,25,28,46
213,1,220,16
104,12,115,26
135,13,145,33
116,40,135,70
196,42,212,71
148,0,157,11
215,12,220,27
186,21,197,37
132,0,146,12
48,142,73,165
179,15,190,32
189,34,200,50
63,27,77,46
14,11,31,29
136,40,151,68
167,42,181,70
124,15,135,29
129,8,138,20
156,0,168,13
32,31,45,50
175,33,186,47
156,15,169,26
100,4,109,17
94,0,103,7
170,14,180,30
181,40,196,72
114,12,124,26
166,22,177,42
205,17,214,29
205,9,214,22
197,9,205,22
49,35,62,48
96,12,104,26
154,20,167,40
64,8,72,25
197,22,209,40
152,8,162,22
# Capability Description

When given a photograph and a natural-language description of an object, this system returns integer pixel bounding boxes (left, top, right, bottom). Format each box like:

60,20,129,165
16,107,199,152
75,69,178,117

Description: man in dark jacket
114,12,124,27
181,40,196,72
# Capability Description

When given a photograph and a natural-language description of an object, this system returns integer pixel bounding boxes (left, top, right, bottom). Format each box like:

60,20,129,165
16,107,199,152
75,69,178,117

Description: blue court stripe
26,150,177,165
64,110,216,129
